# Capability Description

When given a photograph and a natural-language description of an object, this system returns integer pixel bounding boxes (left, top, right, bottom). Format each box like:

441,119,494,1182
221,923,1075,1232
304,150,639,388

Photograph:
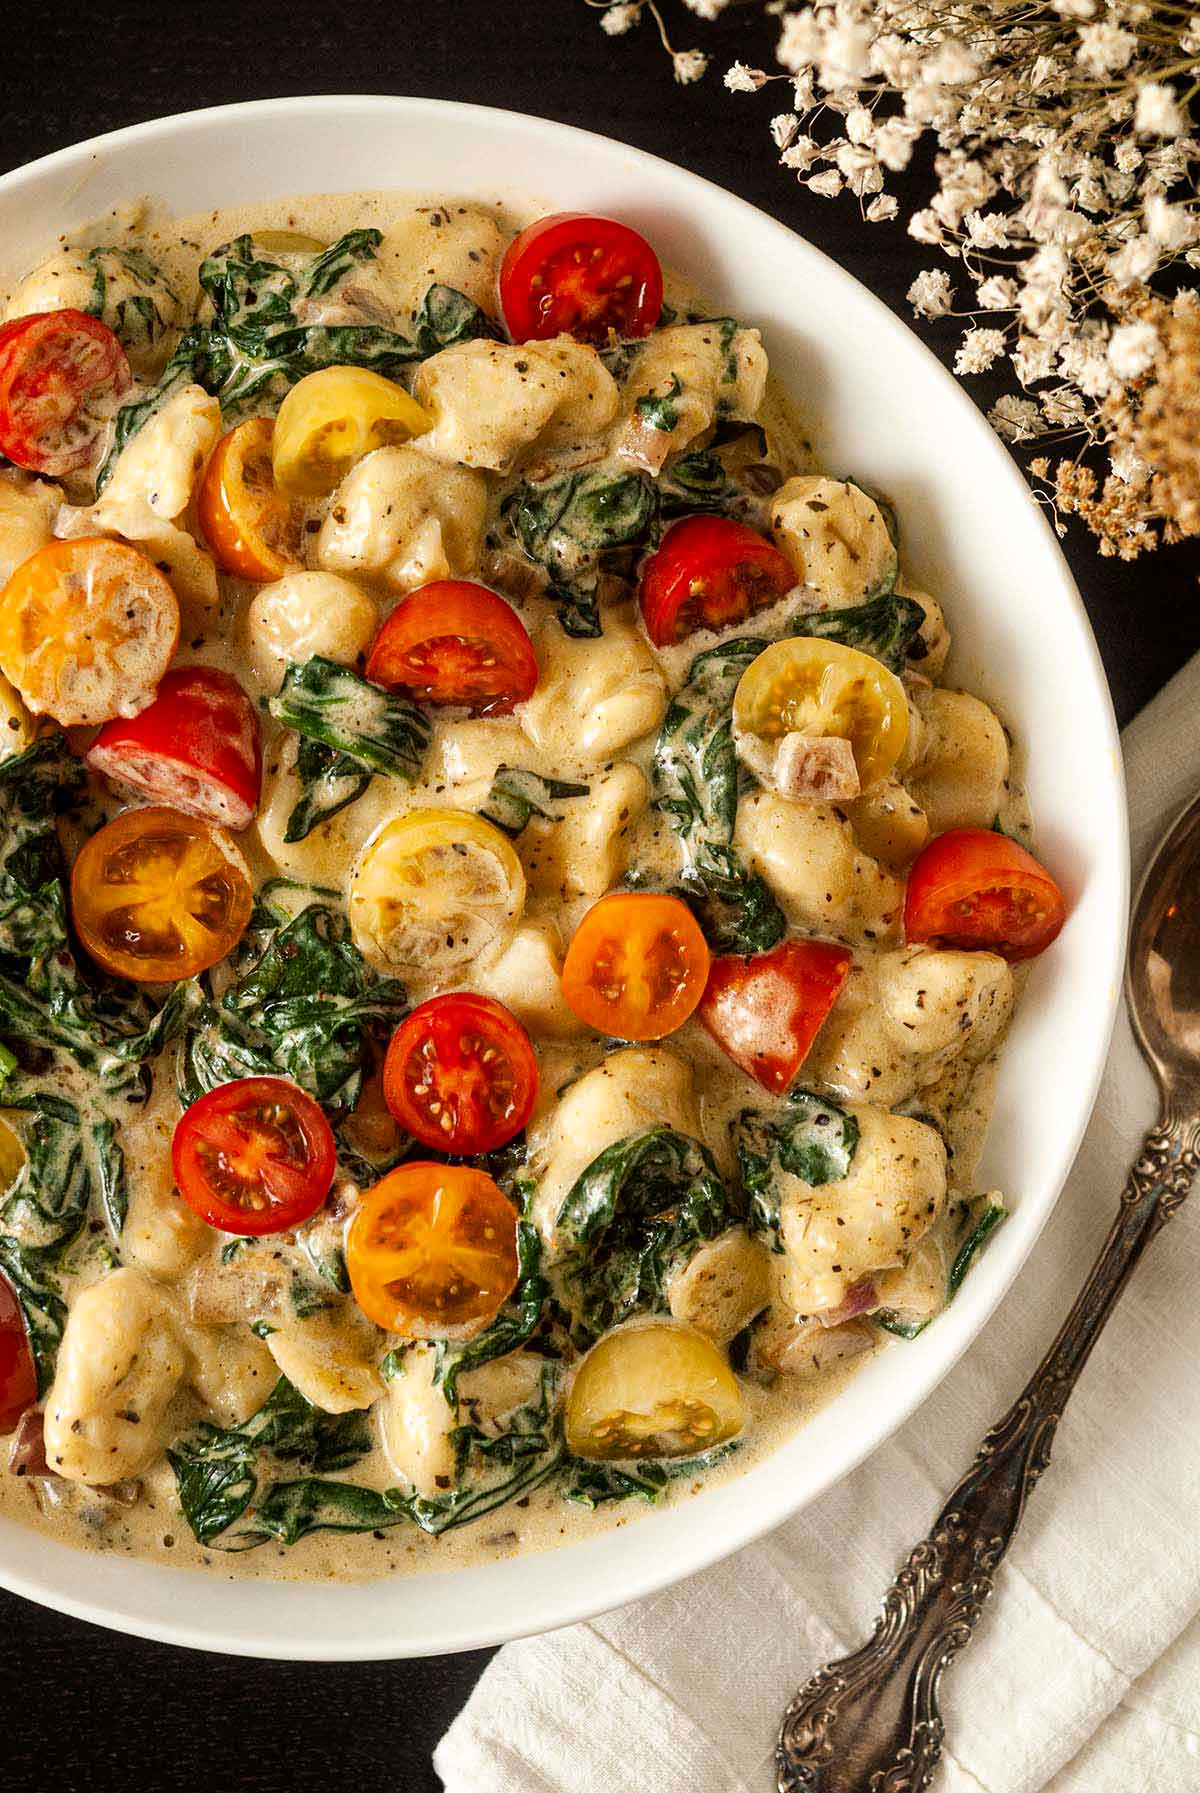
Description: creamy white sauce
0,188,1029,1583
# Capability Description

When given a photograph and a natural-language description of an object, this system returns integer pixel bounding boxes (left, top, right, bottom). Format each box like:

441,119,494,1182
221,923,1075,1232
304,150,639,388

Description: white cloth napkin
436,655,1200,1793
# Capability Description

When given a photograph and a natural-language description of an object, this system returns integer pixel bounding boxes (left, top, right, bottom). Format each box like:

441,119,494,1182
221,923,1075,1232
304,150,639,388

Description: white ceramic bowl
0,96,1127,1659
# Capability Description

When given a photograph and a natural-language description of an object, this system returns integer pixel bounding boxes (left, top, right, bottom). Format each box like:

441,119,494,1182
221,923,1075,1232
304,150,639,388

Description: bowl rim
0,93,1129,1659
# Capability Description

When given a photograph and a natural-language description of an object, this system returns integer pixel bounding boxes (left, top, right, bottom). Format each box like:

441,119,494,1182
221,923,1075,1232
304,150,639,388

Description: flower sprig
590,0,1200,563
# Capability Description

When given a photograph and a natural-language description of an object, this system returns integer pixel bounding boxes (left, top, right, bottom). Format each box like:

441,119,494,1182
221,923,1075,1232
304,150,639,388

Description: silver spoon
777,790,1200,1793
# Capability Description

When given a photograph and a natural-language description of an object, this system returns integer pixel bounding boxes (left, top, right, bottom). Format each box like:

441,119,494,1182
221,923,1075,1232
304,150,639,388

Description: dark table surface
1,3,1196,1789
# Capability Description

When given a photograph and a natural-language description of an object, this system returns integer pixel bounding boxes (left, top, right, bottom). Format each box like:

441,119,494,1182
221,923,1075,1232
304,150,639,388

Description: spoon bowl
1129,792,1200,1096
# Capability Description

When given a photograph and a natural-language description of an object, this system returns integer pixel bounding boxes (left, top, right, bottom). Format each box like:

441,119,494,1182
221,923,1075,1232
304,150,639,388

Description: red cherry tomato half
904,828,1067,964
383,993,538,1155
698,938,851,1093
499,213,663,344
0,309,131,476
638,516,796,648
172,1076,337,1236
365,581,538,715
86,666,263,831
0,1271,37,1434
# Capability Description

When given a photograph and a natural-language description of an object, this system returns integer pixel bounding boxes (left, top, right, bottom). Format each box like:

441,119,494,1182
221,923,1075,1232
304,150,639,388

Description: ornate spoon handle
777,1108,1200,1793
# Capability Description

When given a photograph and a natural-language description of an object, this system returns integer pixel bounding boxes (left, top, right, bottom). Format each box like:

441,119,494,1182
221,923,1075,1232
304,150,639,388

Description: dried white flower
1012,337,1058,386
1135,82,1186,137
866,193,900,223
1109,231,1160,284
770,112,799,149
976,275,1018,311
683,0,728,18
673,48,709,84
907,209,944,246
777,12,822,74
874,119,918,171
965,209,1011,248
988,395,1045,441
1108,320,1160,379
725,62,766,93
1144,192,1199,249
807,169,845,199
600,2,640,35
781,136,821,171
956,328,1007,373
908,268,956,319
1077,22,1136,75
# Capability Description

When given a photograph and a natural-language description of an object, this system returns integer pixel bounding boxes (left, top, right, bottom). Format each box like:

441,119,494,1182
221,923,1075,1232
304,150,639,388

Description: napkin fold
436,654,1200,1793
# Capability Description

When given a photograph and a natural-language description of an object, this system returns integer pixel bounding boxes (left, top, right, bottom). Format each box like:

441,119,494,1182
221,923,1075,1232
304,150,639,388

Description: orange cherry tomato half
365,581,538,715
499,213,663,344
638,516,796,648
196,416,303,582
71,805,253,983
172,1076,336,1235
698,938,852,1093
346,1161,520,1339
0,309,131,476
0,536,179,727
383,992,538,1155
86,666,262,830
0,1271,37,1432
904,828,1067,964
561,892,711,1041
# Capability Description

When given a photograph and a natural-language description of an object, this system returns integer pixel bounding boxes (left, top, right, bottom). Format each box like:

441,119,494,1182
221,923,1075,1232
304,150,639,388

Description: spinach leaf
563,1442,737,1509
657,422,778,523
302,228,384,299
179,903,407,1118
98,326,213,488
84,245,181,358
412,283,501,356
635,373,683,435
802,593,925,674
947,1193,1007,1297
508,469,657,637
478,767,590,838
556,1126,737,1339
284,737,373,844
168,1375,374,1548
0,1237,65,1396
735,1091,860,1253
270,657,431,782
651,637,786,955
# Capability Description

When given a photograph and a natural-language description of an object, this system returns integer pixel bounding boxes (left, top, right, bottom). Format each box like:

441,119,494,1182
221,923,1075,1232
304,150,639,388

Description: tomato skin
86,667,262,830
0,1271,37,1433
346,1161,520,1339
904,828,1067,963
0,310,130,476
561,892,711,1041
698,939,851,1093
499,213,663,344
383,993,538,1155
365,581,538,715
173,1076,337,1236
71,805,254,984
639,516,795,647
196,417,302,582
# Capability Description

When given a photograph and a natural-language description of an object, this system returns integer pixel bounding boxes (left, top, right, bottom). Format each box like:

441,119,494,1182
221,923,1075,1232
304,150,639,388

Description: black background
0,4,1196,1790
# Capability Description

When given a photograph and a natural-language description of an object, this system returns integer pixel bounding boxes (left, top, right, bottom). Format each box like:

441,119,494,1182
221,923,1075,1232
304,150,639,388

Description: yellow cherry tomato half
0,537,179,726
70,805,253,983
733,636,909,790
271,365,432,499
197,416,303,583
349,807,525,979
346,1160,520,1340
565,1320,744,1461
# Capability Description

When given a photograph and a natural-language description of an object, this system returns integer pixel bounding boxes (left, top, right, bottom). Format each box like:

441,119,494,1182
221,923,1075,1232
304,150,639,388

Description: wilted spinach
101,232,498,478
802,593,926,674
84,245,181,360
657,422,778,523
735,1091,860,1254
556,1126,737,1340
563,1443,737,1510
652,637,785,955
478,767,590,838
875,1194,1009,1340
284,737,374,843
0,738,196,1386
270,657,431,784
179,902,407,1120
508,469,657,636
